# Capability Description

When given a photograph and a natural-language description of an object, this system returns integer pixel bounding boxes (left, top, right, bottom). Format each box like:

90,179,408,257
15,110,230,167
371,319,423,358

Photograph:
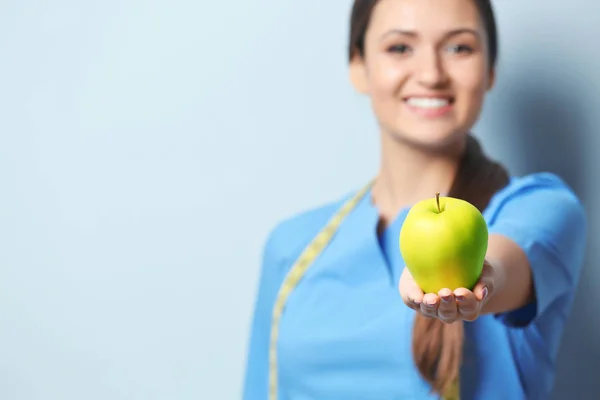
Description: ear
486,67,496,91
349,52,368,94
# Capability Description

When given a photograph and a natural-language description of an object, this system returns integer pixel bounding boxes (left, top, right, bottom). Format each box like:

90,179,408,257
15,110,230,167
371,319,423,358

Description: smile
403,96,454,118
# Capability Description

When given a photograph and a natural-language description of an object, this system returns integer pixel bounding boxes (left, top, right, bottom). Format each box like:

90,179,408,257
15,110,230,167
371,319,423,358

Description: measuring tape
267,181,459,400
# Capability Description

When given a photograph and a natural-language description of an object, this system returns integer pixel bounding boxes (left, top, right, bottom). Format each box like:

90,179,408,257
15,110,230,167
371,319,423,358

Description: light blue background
0,1,598,399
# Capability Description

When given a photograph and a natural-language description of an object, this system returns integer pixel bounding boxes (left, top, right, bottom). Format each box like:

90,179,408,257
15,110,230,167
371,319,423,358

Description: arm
400,183,587,324
242,230,284,399
484,186,587,325
480,234,533,315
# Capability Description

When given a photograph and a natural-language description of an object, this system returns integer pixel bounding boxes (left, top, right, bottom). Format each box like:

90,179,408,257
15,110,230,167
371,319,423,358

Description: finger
399,269,425,310
454,288,479,321
406,287,425,310
437,288,457,323
473,263,495,303
472,281,491,304
420,293,439,317
403,294,423,311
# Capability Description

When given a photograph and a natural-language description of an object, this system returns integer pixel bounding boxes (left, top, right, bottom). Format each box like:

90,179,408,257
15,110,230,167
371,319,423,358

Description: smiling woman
242,0,587,399
349,0,495,153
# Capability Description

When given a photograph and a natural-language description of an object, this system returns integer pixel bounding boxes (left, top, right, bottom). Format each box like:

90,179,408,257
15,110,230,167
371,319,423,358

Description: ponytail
411,135,510,396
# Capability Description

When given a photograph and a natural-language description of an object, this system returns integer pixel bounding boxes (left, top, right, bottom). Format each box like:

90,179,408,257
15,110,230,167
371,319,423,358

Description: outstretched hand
399,261,495,323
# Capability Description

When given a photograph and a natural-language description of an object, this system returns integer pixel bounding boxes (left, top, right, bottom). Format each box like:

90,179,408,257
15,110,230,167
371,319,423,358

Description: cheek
450,63,489,97
366,58,407,122
448,64,489,121
367,56,407,96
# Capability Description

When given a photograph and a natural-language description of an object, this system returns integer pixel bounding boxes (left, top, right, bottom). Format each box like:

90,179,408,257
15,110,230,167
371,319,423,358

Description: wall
478,3,600,398
0,1,597,399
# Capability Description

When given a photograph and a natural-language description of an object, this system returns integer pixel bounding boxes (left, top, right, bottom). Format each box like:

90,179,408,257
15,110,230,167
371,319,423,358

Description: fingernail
482,287,489,301
426,302,436,307
412,299,422,305
441,295,452,303
456,295,466,302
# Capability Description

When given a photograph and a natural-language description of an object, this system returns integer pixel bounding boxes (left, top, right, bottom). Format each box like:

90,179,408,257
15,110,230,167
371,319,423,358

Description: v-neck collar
345,187,410,286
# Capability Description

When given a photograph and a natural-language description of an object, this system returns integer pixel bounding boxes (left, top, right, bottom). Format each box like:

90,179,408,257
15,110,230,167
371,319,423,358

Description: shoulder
262,189,358,269
495,172,580,201
487,172,585,223
487,172,587,267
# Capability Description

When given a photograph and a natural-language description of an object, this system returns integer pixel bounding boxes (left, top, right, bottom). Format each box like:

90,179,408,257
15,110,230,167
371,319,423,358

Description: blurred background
0,0,598,399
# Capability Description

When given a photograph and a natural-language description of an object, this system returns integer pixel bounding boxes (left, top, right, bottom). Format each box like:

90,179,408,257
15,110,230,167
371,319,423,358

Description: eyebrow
380,28,481,41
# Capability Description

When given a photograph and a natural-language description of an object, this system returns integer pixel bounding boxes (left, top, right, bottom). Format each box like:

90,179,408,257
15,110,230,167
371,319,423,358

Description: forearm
481,234,534,315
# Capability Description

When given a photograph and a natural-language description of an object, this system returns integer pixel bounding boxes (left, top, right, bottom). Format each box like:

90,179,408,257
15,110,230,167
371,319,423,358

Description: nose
414,49,448,88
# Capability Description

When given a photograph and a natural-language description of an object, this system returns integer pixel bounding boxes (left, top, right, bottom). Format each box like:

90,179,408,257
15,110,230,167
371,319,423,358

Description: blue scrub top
242,172,587,400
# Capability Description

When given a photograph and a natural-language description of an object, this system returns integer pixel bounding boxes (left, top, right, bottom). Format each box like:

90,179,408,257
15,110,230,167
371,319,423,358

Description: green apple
399,193,488,294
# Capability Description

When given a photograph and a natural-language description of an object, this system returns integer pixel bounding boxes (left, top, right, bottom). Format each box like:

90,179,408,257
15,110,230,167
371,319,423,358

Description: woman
243,0,587,399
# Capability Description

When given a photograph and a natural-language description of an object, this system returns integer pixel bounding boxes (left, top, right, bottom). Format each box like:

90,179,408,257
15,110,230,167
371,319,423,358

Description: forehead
368,0,483,35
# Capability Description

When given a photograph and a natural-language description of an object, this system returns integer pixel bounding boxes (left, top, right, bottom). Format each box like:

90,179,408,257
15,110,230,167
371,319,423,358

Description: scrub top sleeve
242,228,285,400
488,185,587,328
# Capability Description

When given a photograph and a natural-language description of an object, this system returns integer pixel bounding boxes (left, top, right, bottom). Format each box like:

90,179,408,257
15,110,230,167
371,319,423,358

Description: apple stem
436,192,441,213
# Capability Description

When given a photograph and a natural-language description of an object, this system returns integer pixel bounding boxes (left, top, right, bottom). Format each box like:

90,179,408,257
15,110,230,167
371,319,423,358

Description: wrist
481,258,504,314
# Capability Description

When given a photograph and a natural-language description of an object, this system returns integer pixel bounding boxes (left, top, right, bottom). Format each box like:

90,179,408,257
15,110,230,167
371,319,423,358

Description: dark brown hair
348,0,508,396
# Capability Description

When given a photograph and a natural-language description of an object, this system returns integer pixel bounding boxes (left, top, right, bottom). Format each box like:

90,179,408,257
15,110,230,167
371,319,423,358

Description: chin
392,128,467,153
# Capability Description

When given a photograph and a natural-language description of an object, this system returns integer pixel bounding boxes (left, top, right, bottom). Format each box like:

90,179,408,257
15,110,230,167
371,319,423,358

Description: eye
447,44,473,54
388,44,412,54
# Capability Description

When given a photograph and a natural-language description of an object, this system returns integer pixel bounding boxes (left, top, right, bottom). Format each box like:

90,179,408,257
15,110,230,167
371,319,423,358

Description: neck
371,134,465,225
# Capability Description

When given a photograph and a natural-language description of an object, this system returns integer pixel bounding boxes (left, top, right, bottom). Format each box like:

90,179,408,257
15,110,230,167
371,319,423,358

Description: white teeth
406,97,450,108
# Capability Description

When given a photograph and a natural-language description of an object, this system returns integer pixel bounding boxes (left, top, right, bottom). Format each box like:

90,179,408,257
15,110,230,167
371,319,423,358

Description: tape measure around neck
267,181,460,400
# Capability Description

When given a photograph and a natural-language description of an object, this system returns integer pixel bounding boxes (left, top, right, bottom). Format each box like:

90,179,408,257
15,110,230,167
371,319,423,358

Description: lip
403,95,455,118
403,94,454,99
